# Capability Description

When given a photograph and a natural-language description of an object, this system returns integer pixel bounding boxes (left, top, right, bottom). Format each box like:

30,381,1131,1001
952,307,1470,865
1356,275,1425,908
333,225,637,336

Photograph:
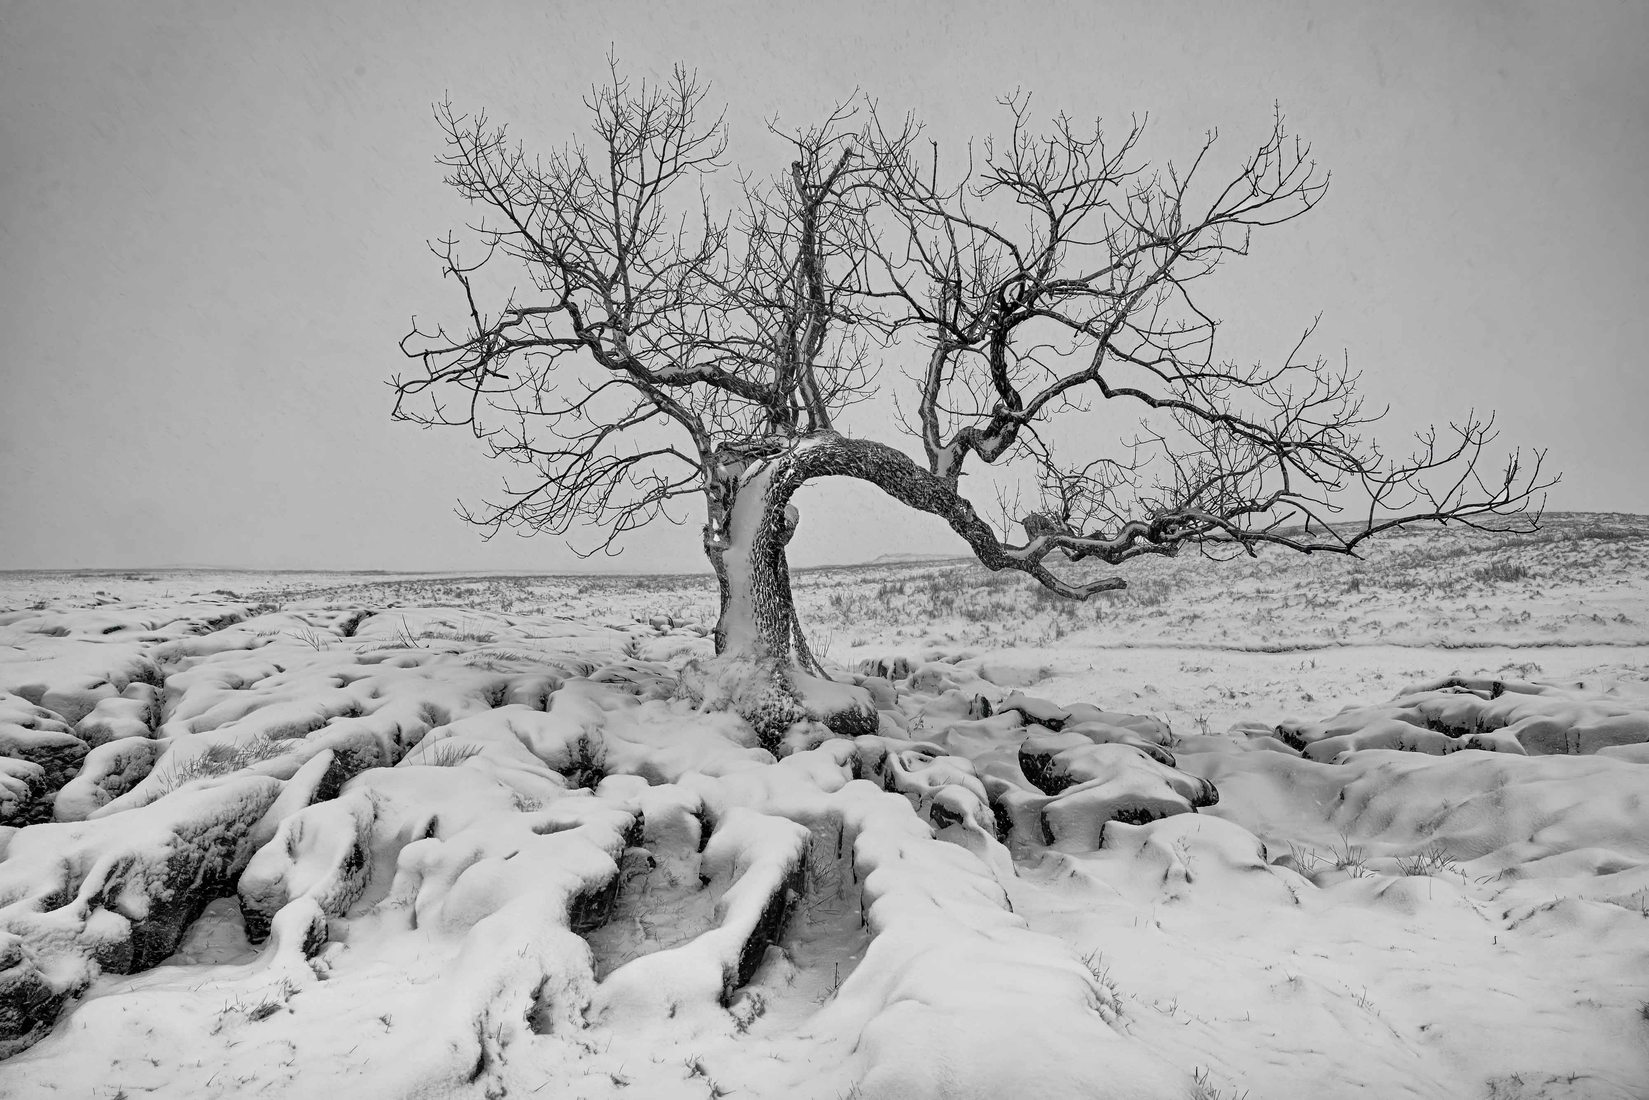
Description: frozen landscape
6,6,1647,1098
2,512,1647,1099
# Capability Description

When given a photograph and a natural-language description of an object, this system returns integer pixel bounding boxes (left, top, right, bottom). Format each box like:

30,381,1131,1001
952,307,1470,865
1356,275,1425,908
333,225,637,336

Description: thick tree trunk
693,448,867,748
692,429,1114,747
715,458,818,665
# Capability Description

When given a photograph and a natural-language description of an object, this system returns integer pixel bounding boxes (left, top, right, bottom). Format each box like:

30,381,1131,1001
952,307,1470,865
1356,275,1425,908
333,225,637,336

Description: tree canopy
393,61,1551,677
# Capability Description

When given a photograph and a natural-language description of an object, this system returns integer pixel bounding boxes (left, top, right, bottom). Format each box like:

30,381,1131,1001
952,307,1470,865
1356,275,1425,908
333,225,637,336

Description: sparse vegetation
385,616,424,649
146,738,292,797
412,738,484,768
1395,844,1460,878
1285,833,1374,879
1190,1066,1249,1100
1473,561,1532,584
728,990,766,1033
1081,950,1125,1023
287,626,331,651
208,980,296,1035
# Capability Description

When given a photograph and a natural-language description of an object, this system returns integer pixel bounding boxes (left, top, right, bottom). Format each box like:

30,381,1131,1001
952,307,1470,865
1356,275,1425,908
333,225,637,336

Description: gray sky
3,0,1646,572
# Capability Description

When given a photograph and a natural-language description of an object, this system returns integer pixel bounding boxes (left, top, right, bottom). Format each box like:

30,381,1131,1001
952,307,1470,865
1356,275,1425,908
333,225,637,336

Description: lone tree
393,63,1551,739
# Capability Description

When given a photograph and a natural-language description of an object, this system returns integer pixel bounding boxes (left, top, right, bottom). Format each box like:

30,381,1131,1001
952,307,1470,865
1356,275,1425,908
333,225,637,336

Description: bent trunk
696,430,1089,746
694,447,863,747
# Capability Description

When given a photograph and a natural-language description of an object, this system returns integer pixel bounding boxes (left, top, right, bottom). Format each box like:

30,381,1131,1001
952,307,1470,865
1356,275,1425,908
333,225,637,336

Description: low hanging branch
393,59,1555,680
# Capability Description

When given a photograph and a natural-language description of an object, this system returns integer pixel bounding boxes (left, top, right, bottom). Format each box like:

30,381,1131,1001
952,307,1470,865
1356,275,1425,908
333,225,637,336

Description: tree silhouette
393,61,1551,739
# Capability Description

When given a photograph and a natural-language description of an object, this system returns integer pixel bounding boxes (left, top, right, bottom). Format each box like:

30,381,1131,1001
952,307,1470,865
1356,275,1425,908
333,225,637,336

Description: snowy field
2,513,1648,1099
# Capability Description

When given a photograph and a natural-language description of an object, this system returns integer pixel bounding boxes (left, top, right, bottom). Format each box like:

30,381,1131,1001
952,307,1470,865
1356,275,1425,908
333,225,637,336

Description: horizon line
2,510,1640,578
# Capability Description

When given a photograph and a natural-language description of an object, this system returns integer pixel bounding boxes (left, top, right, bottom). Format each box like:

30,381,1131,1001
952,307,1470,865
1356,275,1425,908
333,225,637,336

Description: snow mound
1274,674,1649,760
0,774,280,1055
1,590,1646,1097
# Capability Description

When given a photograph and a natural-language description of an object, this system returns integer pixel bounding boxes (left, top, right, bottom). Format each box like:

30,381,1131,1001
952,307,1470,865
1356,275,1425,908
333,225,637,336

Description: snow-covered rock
0,579,1646,1098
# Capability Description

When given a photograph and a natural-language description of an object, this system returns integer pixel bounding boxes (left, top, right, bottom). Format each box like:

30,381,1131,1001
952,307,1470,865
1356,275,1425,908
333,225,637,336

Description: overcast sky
2,0,1646,573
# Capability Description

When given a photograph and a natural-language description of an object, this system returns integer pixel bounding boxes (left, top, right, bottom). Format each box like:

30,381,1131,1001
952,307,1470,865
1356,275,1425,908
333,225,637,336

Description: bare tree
393,62,1553,740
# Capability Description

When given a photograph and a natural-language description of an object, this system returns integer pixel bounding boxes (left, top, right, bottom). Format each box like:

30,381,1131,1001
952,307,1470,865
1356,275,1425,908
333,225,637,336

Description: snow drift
0,580,1646,1098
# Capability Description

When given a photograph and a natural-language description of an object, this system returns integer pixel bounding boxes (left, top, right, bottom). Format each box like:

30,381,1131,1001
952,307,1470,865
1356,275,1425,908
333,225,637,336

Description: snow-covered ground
2,513,1647,1099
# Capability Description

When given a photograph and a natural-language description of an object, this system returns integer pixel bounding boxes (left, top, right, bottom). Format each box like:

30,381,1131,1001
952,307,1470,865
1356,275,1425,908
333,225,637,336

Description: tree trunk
691,429,1105,747
714,458,799,665
692,445,869,748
